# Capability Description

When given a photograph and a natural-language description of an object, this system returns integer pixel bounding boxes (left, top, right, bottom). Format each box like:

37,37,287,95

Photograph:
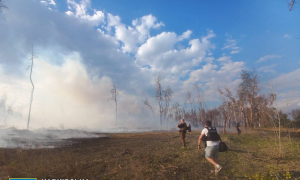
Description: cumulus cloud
107,14,164,53
183,58,245,101
136,30,215,76
2,0,297,130
66,0,105,26
256,54,282,63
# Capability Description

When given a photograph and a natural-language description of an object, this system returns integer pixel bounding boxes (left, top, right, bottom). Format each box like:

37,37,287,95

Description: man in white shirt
198,120,222,173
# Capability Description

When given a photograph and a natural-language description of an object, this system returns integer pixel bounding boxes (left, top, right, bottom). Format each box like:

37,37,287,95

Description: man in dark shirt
236,122,241,135
188,124,192,135
177,119,187,148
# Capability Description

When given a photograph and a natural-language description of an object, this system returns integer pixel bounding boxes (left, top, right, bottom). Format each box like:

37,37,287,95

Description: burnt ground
0,130,300,180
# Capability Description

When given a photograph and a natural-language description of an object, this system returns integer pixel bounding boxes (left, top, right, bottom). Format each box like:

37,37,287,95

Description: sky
0,0,299,130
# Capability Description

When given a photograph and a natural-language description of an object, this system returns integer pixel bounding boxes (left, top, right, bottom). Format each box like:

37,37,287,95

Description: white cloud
222,37,242,54
183,59,245,101
66,0,105,26
257,64,277,73
217,56,231,62
107,14,164,53
178,30,192,41
40,0,56,6
230,50,240,54
3,0,299,130
256,54,282,63
272,68,300,91
136,30,215,75
283,34,292,39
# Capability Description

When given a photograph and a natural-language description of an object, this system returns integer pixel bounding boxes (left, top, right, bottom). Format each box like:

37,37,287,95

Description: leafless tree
186,91,197,123
163,86,173,121
171,102,182,121
238,70,261,129
194,84,205,124
155,76,164,129
289,0,296,11
108,83,119,125
224,87,239,126
218,88,232,133
0,0,8,12
27,46,35,130
143,98,155,121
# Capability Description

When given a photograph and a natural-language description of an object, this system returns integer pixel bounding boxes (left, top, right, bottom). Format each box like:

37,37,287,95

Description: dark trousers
180,132,186,147
237,127,241,135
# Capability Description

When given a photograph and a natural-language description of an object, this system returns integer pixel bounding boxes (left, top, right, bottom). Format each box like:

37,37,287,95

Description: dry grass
0,130,299,180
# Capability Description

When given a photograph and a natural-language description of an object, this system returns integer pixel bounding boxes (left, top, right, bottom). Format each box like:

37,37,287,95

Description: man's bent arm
198,134,204,146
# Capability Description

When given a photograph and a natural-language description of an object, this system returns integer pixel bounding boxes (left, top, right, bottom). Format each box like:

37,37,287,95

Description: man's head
205,120,212,127
181,119,185,123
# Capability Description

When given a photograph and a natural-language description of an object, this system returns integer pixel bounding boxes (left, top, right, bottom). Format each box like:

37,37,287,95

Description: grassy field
0,129,300,180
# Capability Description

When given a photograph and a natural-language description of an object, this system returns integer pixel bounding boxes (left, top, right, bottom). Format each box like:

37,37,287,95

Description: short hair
205,120,212,126
181,119,185,122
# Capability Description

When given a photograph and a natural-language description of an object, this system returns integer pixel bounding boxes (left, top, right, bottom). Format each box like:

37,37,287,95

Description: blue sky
73,0,300,79
0,0,299,129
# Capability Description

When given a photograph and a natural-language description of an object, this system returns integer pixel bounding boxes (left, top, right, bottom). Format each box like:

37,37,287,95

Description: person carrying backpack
177,119,187,148
198,120,222,174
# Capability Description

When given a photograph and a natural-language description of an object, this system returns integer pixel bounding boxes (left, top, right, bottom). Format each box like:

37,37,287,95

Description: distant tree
238,70,261,129
143,98,155,121
194,84,205,125
289,0,296,11
163,86,173,121
27,46,35,130
291,109,300,127
292,109,300,121
155,76,164,129
0,0,8,12
171,102,182,121
108,83,119,125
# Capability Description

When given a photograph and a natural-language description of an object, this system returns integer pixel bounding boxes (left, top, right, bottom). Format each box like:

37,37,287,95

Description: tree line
138,70,300,132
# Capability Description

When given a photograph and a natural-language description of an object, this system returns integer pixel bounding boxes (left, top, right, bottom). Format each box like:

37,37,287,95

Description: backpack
205,127,220,141
219,141,228,152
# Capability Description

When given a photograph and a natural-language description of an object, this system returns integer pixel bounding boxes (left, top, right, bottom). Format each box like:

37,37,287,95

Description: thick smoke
0,53,163,130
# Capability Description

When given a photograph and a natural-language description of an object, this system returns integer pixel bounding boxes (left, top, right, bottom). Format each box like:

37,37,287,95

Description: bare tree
289,0,296,11
155,76,164,129
163,86,173,121
27,46,35,130
218,88,231,133
186,91,196,123
194,84,205,124
224,87,239,125
0,0,8,12
171,102,182,121
238,70,260,129
143,98,155,121
108,83,119,125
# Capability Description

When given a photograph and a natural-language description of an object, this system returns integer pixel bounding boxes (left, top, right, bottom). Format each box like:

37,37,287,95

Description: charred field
0,129,300,180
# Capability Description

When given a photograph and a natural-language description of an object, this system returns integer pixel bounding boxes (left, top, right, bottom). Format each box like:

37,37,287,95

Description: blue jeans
205,145,219,159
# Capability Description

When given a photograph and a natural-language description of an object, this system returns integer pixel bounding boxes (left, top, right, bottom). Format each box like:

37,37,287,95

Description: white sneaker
215,165,222,173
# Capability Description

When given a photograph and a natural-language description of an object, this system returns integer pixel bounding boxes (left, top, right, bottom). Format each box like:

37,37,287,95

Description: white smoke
0,52,163,130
